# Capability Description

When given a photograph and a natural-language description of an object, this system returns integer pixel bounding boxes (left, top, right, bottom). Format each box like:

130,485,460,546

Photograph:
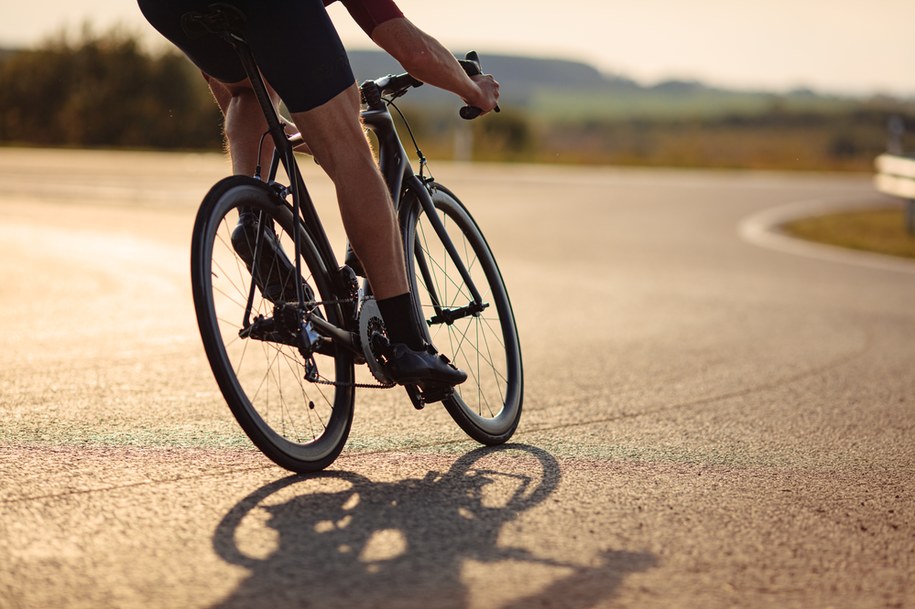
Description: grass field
782,205,915,259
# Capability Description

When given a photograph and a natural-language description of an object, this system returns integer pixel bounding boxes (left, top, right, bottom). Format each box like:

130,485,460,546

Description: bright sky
3,0,914,95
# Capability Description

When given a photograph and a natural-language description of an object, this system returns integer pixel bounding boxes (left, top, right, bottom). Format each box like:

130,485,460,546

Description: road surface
1,148,912,608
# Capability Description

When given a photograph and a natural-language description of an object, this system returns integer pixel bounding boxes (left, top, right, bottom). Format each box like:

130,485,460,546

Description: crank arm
307,314,358,353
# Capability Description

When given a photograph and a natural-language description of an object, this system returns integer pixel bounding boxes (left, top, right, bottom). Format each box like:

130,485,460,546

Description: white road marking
738,197,915,275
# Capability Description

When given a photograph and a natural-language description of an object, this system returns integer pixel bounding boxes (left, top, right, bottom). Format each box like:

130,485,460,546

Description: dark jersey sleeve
324,0,405,36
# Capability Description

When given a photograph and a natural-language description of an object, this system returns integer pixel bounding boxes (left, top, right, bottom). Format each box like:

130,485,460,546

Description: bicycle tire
191,176,354,473
401,183,523,444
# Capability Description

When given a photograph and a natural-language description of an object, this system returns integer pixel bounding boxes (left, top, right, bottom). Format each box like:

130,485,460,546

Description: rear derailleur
238,303,329,380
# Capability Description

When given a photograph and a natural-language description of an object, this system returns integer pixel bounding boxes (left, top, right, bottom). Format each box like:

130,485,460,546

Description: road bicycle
185,5,522,473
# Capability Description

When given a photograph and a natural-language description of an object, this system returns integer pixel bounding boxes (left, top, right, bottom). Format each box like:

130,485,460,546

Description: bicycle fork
409,181,489,327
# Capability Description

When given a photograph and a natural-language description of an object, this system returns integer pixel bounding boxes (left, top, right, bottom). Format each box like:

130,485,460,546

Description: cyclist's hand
466,74,501,115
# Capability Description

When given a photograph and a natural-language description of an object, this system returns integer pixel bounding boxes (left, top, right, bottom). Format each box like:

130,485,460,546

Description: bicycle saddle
181,3,247,39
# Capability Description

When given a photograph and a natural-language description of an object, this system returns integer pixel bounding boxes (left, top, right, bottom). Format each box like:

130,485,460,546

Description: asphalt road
1,148,913,609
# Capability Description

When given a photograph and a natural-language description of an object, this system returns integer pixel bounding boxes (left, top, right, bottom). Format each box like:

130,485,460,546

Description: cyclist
137,0,500,389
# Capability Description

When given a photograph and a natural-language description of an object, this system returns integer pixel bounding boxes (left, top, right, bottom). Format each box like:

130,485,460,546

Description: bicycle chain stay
306,375,395,390
298,297,396,390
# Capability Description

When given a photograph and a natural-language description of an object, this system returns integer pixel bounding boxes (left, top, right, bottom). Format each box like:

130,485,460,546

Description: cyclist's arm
370,18,500,114
330,0,498,112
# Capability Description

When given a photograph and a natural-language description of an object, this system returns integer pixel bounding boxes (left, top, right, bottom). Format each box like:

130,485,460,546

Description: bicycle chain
300,298,396,390
307,297,355,308
307,375,395,390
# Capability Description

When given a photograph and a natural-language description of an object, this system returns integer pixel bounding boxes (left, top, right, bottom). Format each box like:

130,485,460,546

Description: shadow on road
210,445,655,608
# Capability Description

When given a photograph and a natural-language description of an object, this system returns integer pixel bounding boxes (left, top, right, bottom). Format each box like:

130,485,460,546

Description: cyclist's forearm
371,18,495,110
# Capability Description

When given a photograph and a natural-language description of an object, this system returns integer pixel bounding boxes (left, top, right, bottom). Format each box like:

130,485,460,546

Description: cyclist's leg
286,94,466,387
140,0,405,296
207,76,283,177
246,2,465,385
138,0,274,177
231,1,407,300
142,0,463,385
288,87,408,301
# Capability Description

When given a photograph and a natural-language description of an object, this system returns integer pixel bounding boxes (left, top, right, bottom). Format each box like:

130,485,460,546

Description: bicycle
186,5,522,473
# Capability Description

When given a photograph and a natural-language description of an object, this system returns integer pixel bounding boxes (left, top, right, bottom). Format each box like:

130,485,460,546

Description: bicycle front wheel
402,183,523,444
191,176,354,473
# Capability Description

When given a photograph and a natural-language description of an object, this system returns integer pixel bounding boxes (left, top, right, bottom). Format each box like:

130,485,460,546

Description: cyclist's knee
318,140,379,186
291,86,374,178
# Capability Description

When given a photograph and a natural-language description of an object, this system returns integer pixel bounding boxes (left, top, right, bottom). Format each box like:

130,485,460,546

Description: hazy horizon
3,0,914,97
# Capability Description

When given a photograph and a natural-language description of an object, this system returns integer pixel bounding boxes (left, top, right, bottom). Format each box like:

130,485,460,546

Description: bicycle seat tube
195,6,339,289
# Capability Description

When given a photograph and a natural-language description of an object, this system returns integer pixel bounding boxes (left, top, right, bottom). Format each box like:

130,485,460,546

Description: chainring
357,298,395,386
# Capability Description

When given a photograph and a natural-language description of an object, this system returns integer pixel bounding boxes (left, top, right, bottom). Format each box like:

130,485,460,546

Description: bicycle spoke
479,316,507,408
417,216,447,311
216,217,249,300
419,235,475,306
448,319,505,385
276,347,323,441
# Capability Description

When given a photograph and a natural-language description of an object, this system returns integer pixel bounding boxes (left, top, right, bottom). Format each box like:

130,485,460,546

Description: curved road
1,148,912,608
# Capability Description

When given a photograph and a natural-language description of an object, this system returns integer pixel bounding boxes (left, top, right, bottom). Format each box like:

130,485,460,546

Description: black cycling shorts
137,0,355,112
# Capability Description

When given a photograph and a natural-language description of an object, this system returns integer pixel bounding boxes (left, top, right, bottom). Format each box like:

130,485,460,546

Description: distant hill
347,49,639,108
347,49,636,91
345,49,863,120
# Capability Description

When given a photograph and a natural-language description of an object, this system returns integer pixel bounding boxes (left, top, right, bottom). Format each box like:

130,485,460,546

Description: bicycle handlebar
374,72,424,98
360,51,499,120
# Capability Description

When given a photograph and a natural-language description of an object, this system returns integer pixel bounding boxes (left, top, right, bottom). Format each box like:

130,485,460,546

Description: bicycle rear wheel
402,183,523,444
191,176,354,473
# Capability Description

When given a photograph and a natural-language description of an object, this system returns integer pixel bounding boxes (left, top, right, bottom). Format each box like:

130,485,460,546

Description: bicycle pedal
417,382,454,405
405,384,425,410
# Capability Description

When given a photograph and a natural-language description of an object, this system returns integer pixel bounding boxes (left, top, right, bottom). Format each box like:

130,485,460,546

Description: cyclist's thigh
137,0,246,84
139,0,354,111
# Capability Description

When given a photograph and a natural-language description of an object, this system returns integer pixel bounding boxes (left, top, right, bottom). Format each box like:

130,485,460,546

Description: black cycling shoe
231,212,313,304
382,340,468,387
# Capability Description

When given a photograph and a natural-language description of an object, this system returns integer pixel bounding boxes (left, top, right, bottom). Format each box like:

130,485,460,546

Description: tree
0,26,222,149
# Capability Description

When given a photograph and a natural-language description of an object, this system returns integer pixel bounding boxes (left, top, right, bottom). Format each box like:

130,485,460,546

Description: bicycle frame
210,10,486,346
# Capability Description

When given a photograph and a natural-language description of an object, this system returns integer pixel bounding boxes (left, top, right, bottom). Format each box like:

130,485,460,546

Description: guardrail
874,153,915,234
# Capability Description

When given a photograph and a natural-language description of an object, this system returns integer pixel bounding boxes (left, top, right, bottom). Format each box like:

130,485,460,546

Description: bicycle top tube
276,73,418,173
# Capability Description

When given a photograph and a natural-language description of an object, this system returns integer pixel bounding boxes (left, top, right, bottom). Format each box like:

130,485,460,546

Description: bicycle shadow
210,445,656,608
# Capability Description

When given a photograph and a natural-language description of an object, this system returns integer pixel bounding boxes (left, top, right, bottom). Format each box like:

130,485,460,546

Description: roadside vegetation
782,207,915,260
2,27,914,172
0,27,222,149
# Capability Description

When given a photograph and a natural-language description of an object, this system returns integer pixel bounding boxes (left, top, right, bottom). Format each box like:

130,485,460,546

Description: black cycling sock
377,292,424,351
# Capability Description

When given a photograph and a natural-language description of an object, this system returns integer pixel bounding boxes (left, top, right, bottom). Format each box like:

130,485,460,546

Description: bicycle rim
191,176,354,472
403,184,523,444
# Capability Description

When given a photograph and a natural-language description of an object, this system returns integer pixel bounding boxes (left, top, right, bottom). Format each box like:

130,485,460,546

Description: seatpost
216,29,310,305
